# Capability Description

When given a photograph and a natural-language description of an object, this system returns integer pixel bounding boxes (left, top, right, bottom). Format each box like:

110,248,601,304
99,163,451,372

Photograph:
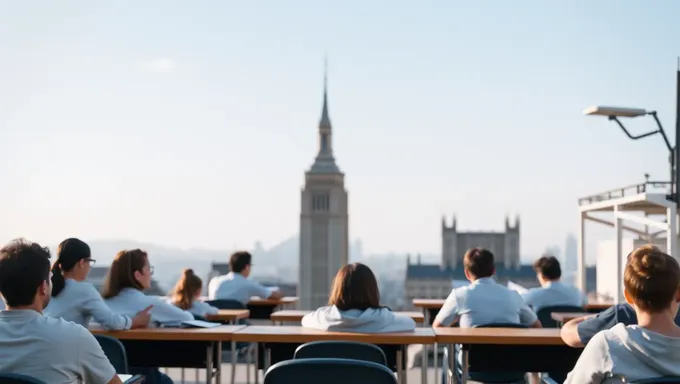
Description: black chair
263,358,397,384
294,341,388,367
0,373,47,384
95,335,129,374
455,323,528,383
205,299,246,311
632,378,680,384
536,305,585,328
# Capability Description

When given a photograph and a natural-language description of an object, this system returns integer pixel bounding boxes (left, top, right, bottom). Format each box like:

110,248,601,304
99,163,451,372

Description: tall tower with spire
298,61,349,309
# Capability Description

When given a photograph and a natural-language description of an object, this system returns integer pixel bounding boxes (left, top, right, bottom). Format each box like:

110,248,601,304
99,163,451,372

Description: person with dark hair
433,248,541,328
0,238,122,384
168,269,218,317
521,255,586,311
564,245,680,383
103,249,193,384
301,263,415,332
44,238,151,330
207,251,282,304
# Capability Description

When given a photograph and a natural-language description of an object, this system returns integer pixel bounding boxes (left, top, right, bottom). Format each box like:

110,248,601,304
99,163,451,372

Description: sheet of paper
507,281,529,294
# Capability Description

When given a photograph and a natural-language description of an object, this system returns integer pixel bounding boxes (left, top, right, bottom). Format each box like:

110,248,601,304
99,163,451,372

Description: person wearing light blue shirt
208,251,282,305
522,256,587,312
103,249,193,384
433,248,541,328
44,238,151,330
167,268,219,317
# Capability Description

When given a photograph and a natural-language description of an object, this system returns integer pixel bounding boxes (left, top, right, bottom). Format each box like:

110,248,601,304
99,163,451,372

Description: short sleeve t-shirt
577,303,680,345
0,309,116,384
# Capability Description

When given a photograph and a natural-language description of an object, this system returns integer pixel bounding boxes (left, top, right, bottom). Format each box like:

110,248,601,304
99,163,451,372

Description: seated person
45,238,151,329
103,249,194,324
207,251,282,305
302,263,416,333
104,249,194,384
168,268,219,318
522,255,586,312
433,247,541,328
564,245,680,383
0,238,121,384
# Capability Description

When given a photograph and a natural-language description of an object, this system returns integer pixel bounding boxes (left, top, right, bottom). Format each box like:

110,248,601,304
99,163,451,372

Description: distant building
564,234,577,272
298,69,349,310
441,216,520,270
404,217,597,306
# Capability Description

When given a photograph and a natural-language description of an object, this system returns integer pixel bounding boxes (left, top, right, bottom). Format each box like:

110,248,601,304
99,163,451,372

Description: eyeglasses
149,265,155,275
86,259,96,265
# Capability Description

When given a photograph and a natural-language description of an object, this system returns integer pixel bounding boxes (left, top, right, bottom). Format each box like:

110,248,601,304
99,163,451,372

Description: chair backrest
536,305,586,328
205,299,246,310
294,341,388,367
0,373,47,384
94,335,129,374
263,358,397,384
464,323,527,383
631,378,680,384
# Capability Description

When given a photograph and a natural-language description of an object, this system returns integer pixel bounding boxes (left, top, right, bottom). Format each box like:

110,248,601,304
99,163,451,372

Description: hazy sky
1,1,679,260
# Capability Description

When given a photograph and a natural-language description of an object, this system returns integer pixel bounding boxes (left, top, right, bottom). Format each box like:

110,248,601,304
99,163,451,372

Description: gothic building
298,69,349,310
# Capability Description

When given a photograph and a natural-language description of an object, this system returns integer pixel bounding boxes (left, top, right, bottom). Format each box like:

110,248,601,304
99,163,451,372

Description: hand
269,290,283,300
130,305,153,328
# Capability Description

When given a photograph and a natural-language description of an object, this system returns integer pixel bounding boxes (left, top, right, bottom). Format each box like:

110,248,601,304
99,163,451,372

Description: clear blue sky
1,1,679,261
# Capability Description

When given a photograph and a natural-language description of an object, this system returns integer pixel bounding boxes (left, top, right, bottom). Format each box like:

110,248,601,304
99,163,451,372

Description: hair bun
183,268,194,277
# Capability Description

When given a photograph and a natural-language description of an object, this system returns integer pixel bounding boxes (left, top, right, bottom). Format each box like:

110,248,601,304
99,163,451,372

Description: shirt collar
472,276,496,285
0,309,42,320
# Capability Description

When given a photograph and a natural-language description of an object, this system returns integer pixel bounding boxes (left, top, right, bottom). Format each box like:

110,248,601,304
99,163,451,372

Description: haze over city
2,1,679,265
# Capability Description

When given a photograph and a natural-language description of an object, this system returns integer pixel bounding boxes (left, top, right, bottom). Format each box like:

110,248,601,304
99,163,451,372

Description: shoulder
40,316,91,341
70,280,102,297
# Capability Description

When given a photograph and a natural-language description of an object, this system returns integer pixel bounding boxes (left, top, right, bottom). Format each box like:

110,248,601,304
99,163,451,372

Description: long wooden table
91,325,245,384
413,298,614,318
232,326,435,384
434,328,581,384
270,310,425,325
205,309,250,323
550,312,592,327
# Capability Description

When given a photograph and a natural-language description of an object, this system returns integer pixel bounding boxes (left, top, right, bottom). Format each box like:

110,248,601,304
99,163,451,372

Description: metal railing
578,181,674,206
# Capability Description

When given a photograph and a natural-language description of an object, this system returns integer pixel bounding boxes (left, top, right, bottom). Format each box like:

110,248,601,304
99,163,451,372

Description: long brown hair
328,263,380,310
170,269,203,310
102,249,148,299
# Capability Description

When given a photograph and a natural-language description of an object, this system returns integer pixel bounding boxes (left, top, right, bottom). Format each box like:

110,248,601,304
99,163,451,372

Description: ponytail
51,263,66,297
171,269,202,310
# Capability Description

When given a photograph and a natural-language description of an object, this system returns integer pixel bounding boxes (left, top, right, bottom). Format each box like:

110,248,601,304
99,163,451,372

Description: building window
312,193,330,212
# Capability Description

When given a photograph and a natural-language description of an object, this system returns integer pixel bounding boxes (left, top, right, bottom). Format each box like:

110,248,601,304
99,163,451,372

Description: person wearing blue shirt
208,251,282,304
561,301,680,347
522,255,587,312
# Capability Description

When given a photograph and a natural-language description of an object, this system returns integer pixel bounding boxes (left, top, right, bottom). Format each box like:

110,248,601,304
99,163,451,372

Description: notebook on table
155,320,222,328
118,374,144,384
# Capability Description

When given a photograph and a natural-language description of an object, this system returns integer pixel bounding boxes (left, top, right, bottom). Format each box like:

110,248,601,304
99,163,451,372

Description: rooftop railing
578,181,674,206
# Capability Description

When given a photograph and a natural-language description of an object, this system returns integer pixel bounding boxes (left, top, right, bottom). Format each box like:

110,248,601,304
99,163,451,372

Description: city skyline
1,1,678,258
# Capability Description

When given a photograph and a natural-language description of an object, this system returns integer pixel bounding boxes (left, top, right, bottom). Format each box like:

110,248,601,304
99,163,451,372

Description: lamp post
582,105,676,199
583,66,680,203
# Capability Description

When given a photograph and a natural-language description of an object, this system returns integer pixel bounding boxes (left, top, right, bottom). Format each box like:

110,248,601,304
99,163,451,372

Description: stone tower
298,64,349,310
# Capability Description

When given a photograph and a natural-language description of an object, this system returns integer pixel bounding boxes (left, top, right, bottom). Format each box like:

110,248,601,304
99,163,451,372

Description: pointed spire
319,54,331,128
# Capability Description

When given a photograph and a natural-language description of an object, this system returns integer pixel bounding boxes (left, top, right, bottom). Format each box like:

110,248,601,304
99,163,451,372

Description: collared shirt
105,288,194,324
45,279,131,330
522,281,587,312
0,309,116,384
434,277,538,328
207,272,273,305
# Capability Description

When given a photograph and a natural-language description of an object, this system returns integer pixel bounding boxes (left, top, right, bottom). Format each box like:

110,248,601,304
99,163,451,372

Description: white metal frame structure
578,183,678,303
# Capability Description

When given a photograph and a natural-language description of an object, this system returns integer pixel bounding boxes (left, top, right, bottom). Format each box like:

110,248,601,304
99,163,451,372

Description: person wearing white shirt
168,268,219,317
44,238,151,330
302,263,415,333
521,256,587,312
565,245,680,383
0,238,120,384
208,251,282,305
103,249,193,384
